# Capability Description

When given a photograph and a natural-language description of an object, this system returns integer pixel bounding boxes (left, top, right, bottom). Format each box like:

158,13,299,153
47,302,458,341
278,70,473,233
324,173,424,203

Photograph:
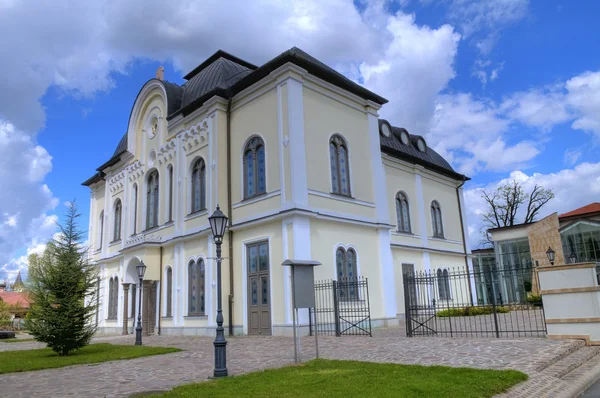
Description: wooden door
247,242,271,335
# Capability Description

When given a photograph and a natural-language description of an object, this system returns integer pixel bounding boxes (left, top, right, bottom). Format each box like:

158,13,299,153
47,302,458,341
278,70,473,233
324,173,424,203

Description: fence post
487,266,500,338
403,274,412,337
333,280,341,337
365,277,372,337
309,307,313,337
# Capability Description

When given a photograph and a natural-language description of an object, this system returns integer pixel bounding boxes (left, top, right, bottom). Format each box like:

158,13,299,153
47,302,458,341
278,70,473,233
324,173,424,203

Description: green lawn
149,359,527,398
0,343,181,374
1,338,36,343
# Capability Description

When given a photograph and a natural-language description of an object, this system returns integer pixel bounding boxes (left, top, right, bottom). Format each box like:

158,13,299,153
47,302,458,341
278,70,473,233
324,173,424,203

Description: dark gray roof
379,119,468,181
181,57,254,109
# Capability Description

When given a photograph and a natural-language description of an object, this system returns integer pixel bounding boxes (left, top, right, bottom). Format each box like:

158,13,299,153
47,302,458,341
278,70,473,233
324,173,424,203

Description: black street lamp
546,247,556,266
209,205,229,378
135,261,147,346
569,252,577,264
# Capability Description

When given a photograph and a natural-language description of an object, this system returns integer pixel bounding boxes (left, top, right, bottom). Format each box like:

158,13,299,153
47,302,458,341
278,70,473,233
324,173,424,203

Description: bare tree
480,180,554,245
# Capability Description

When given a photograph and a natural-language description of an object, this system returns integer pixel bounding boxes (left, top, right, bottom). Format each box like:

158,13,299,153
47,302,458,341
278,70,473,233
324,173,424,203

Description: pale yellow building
82,47,472,336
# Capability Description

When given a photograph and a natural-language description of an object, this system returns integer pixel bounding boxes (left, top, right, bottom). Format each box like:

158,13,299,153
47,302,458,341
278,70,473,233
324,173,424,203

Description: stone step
531,339,586,373
562,349,600,384
542,346,600,380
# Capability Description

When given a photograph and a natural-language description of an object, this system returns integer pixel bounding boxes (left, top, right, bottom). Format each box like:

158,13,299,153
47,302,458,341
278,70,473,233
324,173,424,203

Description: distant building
484,203,600,301
10,271,25,292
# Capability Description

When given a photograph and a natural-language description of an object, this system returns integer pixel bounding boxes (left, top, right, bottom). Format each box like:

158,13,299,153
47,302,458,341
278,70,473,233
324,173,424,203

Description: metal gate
404,264,546,338
309,277,372,336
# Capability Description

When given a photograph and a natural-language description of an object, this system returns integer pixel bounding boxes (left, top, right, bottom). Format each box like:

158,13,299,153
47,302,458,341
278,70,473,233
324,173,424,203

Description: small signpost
282,259,321,364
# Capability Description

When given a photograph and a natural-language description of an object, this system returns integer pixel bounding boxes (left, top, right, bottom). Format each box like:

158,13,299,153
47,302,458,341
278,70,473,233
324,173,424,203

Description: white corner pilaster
378,228,397,317
286,77,308,208
367,111,390,224
415,172,431,272
282,220,292,324
291,215,312,324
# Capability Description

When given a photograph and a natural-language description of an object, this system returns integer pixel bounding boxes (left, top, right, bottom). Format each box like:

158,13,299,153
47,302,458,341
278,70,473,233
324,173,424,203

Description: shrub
526,294,543,306
437,306,510,317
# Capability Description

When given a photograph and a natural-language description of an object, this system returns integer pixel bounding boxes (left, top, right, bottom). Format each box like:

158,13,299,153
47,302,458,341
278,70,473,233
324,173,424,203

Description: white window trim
240,134,268,202
241,236,273,336
332,243,363,301
395,190,412,233
327,132,354,198
184,255,208,317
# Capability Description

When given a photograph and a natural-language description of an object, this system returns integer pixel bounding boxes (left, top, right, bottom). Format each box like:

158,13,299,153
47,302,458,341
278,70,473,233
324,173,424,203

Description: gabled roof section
180,56,254,109
559,202,600,220
183,49,258,80
379,119,468,181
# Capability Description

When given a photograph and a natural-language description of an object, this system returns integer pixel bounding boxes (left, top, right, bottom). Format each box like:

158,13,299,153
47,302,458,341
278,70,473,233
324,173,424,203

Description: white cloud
361,12,461,134
500,86,571,130
564,149,582,166
566,71,600,136
464,162,600,249
0,121,58,271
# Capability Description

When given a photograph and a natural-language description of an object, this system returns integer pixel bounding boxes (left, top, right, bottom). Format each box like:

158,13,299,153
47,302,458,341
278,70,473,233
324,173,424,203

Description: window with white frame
243,136,266,199
191,158,206,213
188,259,205,316
336,247,358,300
98,210,104,249
168,165,174,222
437,269,451,300
329,134,351,196
166,266,173,317
107,276,118,319
431,200,444,238
396,191,411,233
146,170,159,229
113,199,122,241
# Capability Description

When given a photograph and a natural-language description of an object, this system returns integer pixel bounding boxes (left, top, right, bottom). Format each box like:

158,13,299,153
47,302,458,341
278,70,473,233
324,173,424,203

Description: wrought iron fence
404,264,546,338
309,277,372,336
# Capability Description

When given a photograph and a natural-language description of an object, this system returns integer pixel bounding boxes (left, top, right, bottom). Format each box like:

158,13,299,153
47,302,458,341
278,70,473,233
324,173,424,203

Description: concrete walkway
0,330,585,397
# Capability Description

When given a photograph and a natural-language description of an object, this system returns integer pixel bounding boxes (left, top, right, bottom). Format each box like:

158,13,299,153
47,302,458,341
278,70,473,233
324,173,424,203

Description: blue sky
1,0,599,282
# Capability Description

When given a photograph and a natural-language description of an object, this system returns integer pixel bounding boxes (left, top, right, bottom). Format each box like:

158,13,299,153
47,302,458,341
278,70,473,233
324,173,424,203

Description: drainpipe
226,98,235,336
158,245,163,335
456,176,474,305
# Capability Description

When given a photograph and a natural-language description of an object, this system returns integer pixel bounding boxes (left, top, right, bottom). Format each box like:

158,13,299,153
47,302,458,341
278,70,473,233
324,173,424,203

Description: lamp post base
213,339,228,377
135,327,143,346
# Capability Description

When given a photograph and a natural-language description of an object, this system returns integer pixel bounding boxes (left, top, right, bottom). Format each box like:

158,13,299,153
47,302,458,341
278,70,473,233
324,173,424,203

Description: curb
559,360,600,398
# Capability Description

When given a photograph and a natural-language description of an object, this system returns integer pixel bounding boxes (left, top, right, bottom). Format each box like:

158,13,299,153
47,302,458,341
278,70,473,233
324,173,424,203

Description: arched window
130,284,136,319
166,266,173,317
437,269,450,300
431,200,444,238
191,158,206,213
113,199,122,241
243,137,266,199
188,259,205,316
168,165,174,222
146,170,159,229
108,277,113,318
329,135,350,196
132,184,138,235
108,276,118,319
336,247,358,300
98,210,104,249
396,192,411,233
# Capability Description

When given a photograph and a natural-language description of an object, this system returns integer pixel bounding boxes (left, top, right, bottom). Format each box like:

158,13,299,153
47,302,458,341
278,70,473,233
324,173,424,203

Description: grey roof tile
379,119,468,181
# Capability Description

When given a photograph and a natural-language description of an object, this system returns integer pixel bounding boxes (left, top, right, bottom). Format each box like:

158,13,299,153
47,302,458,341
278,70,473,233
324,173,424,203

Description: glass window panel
193,169,200,212
336,249,345,279
251,279,258,305
245,151,254,197
257,146,266,194
330,143,339,193
261,277,268,305
339,146,349,195
259,243,269,271
249,246,258,273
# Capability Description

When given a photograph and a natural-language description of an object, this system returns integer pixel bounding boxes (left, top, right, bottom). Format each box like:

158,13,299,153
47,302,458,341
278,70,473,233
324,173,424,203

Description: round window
381,122,391,137
417,138,427,152
400,131,410,145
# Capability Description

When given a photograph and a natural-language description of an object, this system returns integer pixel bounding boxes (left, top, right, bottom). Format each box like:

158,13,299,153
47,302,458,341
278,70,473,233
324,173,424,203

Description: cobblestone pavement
0,330,580,397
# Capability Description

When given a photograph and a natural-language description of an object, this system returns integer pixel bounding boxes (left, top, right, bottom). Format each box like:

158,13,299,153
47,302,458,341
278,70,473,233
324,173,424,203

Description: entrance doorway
247,241,271,335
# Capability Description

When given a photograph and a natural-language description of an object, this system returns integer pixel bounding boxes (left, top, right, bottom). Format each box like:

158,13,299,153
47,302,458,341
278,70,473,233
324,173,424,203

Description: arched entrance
126,256,157,336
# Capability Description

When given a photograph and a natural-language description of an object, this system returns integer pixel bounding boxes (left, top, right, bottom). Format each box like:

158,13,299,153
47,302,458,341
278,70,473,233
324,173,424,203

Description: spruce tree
25,202,98,356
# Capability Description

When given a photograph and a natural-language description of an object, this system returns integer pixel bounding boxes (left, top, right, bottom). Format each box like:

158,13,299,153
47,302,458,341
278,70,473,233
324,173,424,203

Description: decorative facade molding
108,170,126,194
157,140,177,166
181,119,209,152
124,232,163,249
126,160,145,182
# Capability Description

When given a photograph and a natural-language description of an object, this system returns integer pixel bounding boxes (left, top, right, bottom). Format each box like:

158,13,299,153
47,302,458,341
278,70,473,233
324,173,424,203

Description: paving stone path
0,330,582,397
